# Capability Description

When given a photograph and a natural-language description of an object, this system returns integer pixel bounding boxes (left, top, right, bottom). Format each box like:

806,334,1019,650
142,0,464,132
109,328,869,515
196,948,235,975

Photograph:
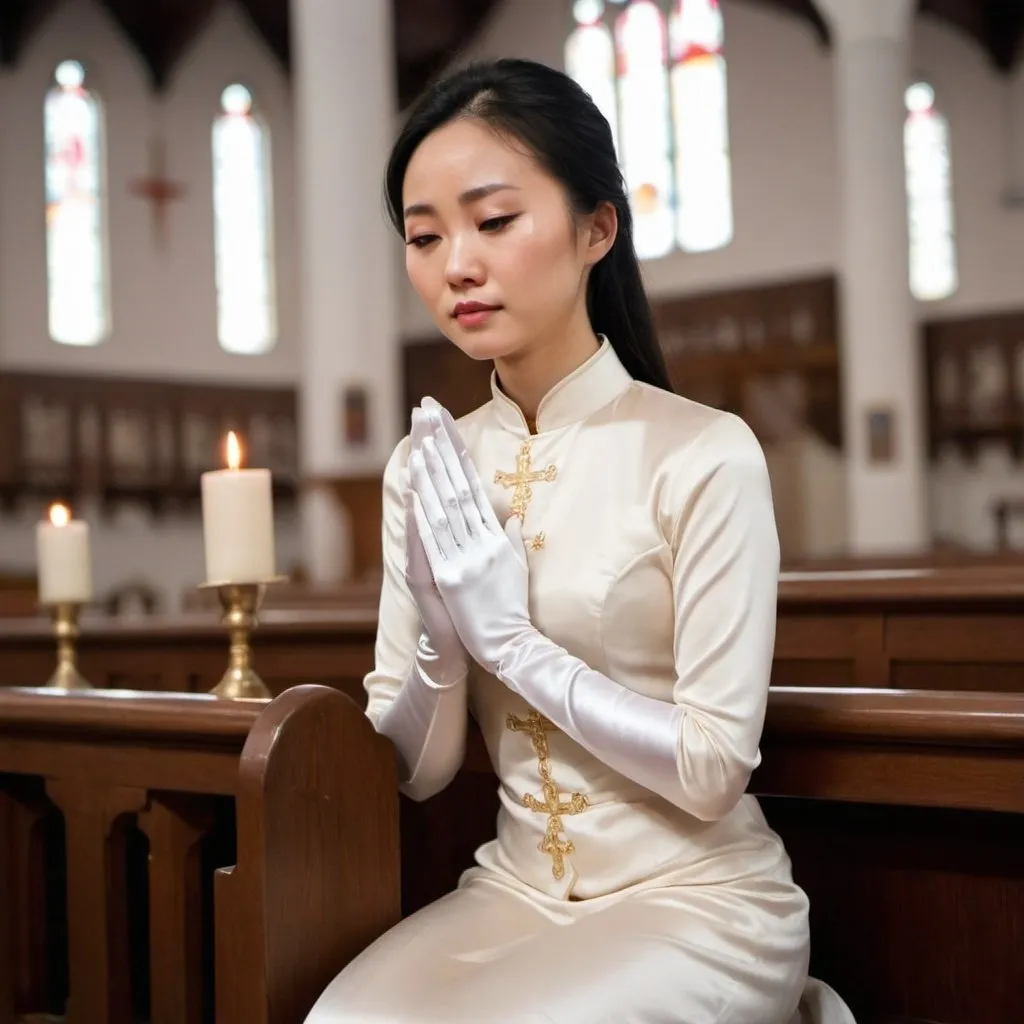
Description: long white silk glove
408,415,534,675
404,408,467,683
413,401,775,823
374,406,468,801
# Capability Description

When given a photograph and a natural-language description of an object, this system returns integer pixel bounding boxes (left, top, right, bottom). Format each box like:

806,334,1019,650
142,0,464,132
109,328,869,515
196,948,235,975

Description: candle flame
225,431,243,470
49,503,70,527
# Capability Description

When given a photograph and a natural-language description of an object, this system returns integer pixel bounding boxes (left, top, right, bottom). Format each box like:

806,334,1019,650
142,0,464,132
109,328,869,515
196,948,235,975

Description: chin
444,324,525,363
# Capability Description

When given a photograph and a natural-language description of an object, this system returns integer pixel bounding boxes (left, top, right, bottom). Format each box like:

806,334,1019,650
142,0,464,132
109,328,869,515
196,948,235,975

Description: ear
582,200,618,267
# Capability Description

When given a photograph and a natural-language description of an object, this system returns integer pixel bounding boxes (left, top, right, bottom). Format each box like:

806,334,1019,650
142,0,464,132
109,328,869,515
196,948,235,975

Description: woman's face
402,118,604,363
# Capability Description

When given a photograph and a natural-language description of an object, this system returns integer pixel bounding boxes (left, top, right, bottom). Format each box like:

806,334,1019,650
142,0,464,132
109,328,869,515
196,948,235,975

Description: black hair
384,58,674,393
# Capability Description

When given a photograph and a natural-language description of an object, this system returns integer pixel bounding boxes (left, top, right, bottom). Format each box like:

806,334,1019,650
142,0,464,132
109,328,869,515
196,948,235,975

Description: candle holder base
45,660,92,690
43,602,91,690
200,578,285,700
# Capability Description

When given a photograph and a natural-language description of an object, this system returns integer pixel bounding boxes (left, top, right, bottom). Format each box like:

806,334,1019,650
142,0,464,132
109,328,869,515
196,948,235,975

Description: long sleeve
494,419,780,821
365,439,469,802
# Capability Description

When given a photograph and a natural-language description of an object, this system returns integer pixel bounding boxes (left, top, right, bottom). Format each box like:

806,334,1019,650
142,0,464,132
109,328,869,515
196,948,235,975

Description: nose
444,232,486,289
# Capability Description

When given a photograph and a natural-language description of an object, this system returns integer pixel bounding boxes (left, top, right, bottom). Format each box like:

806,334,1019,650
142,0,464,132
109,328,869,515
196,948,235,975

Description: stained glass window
614,1,675,259
669,0,732,252
904,82,957,301
564,0,732,260
565,1,620,155
44,60,110,346
212,84,277,354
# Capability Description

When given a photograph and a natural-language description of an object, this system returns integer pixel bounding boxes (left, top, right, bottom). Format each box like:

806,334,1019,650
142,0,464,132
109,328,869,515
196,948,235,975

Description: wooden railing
2,564,1023,697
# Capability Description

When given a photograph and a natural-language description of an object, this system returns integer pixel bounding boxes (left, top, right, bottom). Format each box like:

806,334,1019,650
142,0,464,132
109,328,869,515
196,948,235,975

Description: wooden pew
0,685,399,1024
755,687,1024,1024
3,684,1023,1023
775,565,1024,690
2,565,1023,698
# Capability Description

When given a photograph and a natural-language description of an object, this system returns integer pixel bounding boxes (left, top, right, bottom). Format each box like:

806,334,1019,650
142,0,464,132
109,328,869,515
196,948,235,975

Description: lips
452,301,501,318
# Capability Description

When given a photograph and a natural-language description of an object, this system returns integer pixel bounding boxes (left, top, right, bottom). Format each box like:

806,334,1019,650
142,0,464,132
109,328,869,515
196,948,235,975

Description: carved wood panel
924,311,1024,460
0,373,298,514
402,275,841,448
653,274,840,448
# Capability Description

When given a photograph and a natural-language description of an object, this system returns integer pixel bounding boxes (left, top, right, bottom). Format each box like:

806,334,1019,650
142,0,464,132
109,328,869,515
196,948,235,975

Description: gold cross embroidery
494,441,557,521
506,709,588,880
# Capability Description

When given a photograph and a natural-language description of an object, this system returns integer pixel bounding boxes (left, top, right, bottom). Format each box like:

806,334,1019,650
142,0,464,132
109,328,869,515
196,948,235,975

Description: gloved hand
408,403,535,675
404,405,466,686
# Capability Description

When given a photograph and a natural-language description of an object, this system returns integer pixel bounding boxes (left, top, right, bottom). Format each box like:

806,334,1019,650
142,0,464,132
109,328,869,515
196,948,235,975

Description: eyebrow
403,182,519,219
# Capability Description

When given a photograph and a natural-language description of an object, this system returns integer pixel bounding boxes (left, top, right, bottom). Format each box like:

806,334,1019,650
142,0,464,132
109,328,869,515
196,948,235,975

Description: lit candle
36,503,93,605
200,431,276,584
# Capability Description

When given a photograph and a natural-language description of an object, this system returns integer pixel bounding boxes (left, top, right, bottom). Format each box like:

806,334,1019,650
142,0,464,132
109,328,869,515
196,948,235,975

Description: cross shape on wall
129,137,186,250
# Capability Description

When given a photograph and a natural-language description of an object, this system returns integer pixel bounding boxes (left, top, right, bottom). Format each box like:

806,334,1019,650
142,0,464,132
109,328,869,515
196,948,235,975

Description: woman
306,59,855,1023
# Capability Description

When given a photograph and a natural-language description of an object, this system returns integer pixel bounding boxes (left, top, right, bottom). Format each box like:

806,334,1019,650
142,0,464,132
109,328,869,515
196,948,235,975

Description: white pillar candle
36,503,93,604
201,431,276,584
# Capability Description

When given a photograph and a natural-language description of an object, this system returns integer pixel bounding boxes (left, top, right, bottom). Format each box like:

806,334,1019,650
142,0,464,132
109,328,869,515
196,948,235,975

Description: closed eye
480,214,519,233
406,233,439,249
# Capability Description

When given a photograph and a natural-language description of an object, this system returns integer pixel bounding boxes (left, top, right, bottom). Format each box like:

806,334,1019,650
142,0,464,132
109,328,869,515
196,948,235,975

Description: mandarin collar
490,337,633,437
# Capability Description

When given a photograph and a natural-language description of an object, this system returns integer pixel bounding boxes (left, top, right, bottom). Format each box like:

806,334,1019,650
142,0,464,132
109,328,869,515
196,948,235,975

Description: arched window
212,84,276,354
904,81,957,301
565,0,733,259
44,60,110,346
669,0,732,252
565,1,619,154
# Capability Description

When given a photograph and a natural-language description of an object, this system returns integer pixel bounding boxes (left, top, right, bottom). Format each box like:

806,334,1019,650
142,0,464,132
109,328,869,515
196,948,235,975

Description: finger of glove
409,406,432,452
409,450,459,561
429,423,485,537
421,436,471,546
403,489,433,588
422,398,502,535
503,512,530,569
408,495,461,656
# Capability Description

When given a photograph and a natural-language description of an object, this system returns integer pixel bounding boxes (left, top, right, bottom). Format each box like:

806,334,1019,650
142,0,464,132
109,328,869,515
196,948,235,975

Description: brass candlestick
44,602,91,689
201,578,284,699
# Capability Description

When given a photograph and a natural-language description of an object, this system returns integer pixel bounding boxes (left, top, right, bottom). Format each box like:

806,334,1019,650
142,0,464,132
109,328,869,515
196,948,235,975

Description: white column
292,0,401,583
816,0,929,553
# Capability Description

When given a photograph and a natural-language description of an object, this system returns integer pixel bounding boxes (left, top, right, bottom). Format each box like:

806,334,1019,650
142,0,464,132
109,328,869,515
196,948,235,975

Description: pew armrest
214,684,401,1024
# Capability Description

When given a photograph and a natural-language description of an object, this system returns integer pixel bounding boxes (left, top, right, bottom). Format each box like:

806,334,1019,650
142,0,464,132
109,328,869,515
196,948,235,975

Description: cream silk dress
307,340,855,1024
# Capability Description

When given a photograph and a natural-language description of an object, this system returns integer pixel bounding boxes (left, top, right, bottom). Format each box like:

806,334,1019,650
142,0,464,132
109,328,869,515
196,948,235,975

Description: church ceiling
0,0,1021,103
0,0,500,104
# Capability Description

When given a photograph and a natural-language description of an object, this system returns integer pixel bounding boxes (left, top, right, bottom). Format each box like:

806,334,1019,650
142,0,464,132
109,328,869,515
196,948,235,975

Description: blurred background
1,0,1023,616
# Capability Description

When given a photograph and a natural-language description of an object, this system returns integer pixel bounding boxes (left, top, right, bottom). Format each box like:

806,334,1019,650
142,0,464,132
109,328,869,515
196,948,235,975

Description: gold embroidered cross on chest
494,440,557,521
506,709,589,880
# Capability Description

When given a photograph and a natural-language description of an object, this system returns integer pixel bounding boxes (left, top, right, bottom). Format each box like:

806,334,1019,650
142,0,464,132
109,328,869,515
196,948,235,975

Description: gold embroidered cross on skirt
506,709,588,879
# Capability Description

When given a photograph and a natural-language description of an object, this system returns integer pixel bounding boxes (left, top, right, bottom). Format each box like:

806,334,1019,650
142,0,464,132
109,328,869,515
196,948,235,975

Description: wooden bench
753,687,1024,1024
0,685,399,1024
2,565,1023,699
2,685,1023,1023
775,565,1024,690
